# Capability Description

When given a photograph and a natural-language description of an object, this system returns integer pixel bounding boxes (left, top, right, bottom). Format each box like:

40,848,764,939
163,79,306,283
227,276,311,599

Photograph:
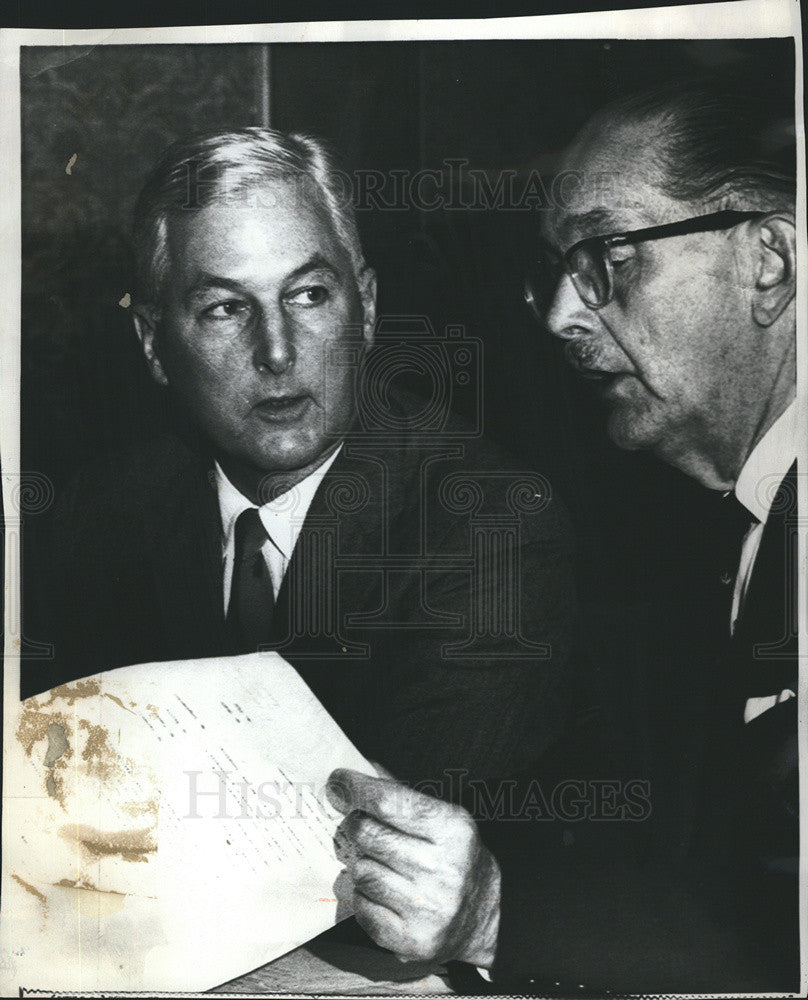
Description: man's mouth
252,394,311,422
575,367,613,382
564,339,609,379
564,349,632,387
567,362,623,383
570,367,635,399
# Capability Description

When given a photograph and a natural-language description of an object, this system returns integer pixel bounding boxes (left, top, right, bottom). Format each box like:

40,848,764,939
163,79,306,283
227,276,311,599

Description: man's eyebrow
184,254,344,303
185,274,247,302
557,208,623,246
284,253,343,284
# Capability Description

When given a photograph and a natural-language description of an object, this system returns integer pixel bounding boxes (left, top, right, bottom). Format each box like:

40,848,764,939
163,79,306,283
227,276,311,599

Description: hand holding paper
327,768,501,968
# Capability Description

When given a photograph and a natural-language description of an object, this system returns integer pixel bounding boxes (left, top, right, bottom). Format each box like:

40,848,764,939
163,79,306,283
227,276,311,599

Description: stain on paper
11,874,46,907
45,772,61,801
59,823,156,863
54,878,127,918
43,722,69,803
104,692,136,715
16,709,73,807
16,705,69,756
43,722,69,767
119,798,158,819
44,678,101,706
79,718,117,781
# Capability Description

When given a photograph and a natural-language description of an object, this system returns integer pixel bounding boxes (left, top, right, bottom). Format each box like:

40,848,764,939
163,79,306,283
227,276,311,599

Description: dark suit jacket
491,463,799,995
24,392,577,791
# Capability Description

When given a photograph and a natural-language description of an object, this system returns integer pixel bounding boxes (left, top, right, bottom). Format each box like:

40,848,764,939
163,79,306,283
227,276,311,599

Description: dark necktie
715,491,757,632
226,508,275,653
701,488,797,971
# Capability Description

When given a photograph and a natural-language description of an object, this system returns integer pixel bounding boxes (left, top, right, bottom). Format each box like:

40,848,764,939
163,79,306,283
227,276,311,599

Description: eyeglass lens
525,243,610,318
568,245,609,309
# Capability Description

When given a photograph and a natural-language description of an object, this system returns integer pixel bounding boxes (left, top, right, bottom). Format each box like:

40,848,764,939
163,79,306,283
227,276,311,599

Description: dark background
20,38,795,682
0,0,745,28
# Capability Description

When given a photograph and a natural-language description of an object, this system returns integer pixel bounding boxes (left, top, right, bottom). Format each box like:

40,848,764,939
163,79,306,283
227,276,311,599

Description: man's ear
357,266,377,347
752,213,796,327
132,305,169,386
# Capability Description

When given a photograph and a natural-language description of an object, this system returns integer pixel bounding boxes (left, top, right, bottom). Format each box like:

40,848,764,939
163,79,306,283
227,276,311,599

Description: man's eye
285,285,330,307
203,300,249,319
607,247,636,269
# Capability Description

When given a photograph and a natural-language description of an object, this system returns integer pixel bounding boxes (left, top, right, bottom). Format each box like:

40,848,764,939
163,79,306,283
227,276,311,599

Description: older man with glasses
331,77,799,995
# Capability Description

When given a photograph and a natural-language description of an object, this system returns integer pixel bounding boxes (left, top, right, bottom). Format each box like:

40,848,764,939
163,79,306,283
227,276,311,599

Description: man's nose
253,308,295,375
544,273,596,341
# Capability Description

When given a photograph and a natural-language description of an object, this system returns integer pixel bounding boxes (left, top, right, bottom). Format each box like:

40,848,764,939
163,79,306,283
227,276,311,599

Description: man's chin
606,407,658,453
253,442,340,475
212,434,341,498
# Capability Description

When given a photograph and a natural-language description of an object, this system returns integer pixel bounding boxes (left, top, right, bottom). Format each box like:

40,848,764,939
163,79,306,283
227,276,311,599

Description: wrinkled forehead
545,114,673,248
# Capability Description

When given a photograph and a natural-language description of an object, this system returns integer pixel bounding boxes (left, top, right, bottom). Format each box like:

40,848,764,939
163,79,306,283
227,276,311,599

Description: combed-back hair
132,127,364,306
593,75,796,212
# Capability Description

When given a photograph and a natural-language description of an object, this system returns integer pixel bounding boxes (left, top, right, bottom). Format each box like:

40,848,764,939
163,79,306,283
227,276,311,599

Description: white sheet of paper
0,652,373,993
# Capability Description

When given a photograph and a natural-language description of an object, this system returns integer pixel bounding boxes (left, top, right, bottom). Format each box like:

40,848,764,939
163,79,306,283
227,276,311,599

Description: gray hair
132,127,364,306
591,76,796,213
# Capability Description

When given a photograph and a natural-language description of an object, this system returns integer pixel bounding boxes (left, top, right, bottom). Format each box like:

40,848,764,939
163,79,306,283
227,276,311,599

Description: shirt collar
735,401,798,524
215,445,342,559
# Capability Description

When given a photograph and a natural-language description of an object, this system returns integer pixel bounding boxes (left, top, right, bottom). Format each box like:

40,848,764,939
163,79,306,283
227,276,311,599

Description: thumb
326,767,384,815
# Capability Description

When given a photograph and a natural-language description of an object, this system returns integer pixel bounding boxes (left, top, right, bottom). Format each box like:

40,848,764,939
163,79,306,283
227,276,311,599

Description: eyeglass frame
524,209,768,317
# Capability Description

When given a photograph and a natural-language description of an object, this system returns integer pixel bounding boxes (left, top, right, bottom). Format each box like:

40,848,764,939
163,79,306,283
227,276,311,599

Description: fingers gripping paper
1,652,373,992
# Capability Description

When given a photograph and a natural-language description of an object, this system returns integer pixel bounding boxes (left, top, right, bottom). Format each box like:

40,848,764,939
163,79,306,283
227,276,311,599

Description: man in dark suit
330,79,799,992
24,128,576,810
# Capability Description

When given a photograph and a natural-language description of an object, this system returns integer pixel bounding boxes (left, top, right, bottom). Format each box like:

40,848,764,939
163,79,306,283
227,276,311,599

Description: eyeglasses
524,209,767,320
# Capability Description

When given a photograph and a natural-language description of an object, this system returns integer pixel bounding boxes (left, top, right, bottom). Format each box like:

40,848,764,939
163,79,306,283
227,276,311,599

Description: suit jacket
490,463,799,995
24,391,578,790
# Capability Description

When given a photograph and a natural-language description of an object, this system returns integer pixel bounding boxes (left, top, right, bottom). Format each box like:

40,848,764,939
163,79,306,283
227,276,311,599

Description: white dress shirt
216,446,342,611
731,402,798,723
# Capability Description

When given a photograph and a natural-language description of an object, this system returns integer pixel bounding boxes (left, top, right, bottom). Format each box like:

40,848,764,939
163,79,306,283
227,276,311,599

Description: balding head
537,78,796,489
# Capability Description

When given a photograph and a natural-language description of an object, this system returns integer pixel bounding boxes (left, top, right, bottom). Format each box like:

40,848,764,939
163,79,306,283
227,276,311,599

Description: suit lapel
270,442,386,659
734,464,800,885
692,463,798,862
141,439,229,659
733,461,798,695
